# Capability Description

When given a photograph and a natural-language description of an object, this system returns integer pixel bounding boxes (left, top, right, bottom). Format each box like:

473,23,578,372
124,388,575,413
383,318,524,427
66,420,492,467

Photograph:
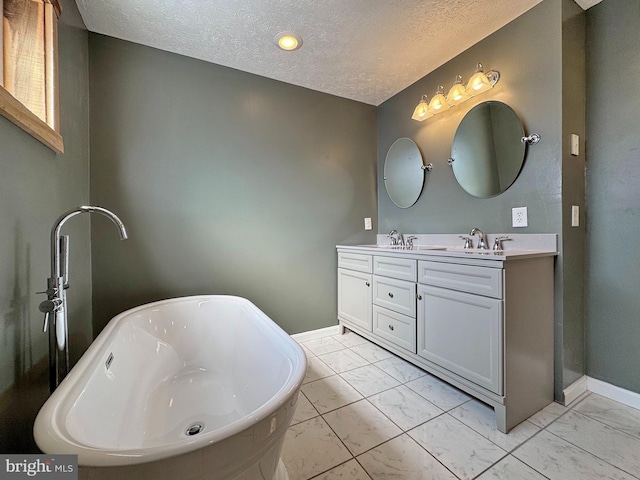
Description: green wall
376,0,587,399
585,0,640,393
0,0,91,452
88,35,378,335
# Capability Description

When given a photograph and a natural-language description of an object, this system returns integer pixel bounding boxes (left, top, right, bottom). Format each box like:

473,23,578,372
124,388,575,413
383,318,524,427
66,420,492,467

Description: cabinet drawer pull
388,324,394,331
417,294,422,300
388,292,394,298
365,281,370,287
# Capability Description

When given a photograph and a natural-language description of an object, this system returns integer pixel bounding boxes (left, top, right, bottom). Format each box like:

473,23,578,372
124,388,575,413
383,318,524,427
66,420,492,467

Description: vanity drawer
374,256,417,282
373,275,416,317
338,252,373,273
373,305,416,353
418,261,502,299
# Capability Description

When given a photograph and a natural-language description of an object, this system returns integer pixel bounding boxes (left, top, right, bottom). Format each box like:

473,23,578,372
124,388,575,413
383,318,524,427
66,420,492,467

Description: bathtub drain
185,423,204,436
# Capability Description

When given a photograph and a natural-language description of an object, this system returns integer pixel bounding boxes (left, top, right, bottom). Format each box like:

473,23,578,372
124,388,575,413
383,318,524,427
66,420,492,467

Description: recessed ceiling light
275,32,303,51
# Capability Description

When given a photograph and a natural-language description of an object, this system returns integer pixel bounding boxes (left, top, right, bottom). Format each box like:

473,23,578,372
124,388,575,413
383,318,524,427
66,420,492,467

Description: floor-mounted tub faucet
39,206,127,392
469,227,488,249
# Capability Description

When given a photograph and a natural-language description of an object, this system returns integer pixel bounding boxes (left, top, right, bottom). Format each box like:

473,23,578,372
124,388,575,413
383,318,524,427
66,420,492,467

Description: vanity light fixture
275,31,303,51
411,95,432,121
410,62,500,121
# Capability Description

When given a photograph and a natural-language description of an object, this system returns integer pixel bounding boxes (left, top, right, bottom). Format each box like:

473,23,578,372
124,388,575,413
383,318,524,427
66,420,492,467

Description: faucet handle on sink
406,236,417,248
493,236,511,251
459,236,473,249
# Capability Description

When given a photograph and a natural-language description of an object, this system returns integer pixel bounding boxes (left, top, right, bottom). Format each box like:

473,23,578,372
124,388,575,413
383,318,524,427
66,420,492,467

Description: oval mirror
451,101,526,198
384,137,426,208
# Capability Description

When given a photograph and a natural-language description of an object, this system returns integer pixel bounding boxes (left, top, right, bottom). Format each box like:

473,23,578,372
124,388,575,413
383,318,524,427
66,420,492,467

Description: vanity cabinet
417,260,503,395
417,284,503,395
336,245,555,433
337,253,372,331
371,256,417,353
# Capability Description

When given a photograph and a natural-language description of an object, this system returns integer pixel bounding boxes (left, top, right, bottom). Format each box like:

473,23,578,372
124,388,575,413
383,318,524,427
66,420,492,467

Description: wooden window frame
0,0,64,153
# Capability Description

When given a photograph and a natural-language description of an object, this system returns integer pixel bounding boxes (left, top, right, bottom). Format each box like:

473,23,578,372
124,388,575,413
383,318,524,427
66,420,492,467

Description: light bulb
275,32,303,51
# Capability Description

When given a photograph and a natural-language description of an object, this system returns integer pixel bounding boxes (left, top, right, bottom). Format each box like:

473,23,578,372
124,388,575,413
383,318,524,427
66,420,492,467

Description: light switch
571,134,580,156
571,206,580,227
364,217,372,230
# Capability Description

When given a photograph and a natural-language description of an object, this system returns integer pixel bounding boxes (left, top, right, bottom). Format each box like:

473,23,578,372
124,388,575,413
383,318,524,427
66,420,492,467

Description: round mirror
384,138,426,208
451,101,526,198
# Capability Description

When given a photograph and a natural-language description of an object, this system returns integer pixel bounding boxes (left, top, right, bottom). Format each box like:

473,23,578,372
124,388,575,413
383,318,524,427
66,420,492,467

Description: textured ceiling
75,0,591,106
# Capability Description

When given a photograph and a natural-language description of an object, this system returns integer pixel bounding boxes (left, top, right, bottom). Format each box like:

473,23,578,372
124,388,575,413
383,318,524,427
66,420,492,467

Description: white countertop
337,244,557,261
337,233,558,263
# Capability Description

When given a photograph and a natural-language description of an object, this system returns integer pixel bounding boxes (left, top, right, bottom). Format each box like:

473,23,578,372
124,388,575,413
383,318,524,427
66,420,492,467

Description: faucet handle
406,236,418,248
39,298,62,332
459,235,473,249
493,236,510,250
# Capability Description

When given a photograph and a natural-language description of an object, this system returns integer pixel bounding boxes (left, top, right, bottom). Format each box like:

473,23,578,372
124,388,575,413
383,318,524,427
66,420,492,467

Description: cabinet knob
388,292,394,298
417,294,423,300
388,324,394,331
365,281,370,287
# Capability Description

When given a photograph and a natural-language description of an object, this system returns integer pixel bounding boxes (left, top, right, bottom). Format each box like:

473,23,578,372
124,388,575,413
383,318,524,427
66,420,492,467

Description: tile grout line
302,335,640,480
542,426,640,480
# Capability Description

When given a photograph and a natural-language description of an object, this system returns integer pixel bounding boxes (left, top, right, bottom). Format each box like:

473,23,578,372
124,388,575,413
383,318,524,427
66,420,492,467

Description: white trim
291,325,340,343
563,375,588,406
587,377,640,411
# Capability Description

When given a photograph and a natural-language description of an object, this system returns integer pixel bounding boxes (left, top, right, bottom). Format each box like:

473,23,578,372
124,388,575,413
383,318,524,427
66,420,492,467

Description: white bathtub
34,296,307,480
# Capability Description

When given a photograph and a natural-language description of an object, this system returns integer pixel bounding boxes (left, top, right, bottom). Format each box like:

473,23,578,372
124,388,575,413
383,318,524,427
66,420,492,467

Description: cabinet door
417,284,503,394
338,268,372,331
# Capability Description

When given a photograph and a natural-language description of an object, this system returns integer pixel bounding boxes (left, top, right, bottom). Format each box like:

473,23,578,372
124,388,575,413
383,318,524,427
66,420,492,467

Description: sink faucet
40,206,127,392
388,229,404,246
469,227,488,249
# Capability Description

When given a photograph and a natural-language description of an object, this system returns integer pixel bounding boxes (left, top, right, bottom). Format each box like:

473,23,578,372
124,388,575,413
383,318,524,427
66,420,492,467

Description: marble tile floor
282,331,640,480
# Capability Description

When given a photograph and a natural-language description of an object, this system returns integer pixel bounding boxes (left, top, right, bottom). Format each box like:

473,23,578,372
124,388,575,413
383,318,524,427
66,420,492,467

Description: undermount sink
358,244,446,251
445,247,505,254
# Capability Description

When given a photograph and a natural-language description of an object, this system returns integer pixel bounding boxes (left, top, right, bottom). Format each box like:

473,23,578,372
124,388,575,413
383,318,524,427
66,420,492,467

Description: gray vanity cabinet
336,245,555,433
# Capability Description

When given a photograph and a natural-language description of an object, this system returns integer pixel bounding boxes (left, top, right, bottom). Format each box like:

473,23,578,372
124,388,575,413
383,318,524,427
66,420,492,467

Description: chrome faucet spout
51,206,127,278
469,227,488,249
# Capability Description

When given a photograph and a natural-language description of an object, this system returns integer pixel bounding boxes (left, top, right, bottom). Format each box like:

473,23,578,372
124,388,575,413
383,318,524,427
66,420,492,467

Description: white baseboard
563,375,588,406
291,325,340,343
586,377,640,411
563,375,640,411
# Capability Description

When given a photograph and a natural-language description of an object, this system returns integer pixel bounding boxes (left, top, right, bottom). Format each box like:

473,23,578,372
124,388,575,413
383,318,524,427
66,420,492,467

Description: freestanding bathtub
34,296,307,480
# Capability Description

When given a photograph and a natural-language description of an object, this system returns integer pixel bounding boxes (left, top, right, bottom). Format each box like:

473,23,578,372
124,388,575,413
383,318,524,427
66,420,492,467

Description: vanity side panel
503,257,555,428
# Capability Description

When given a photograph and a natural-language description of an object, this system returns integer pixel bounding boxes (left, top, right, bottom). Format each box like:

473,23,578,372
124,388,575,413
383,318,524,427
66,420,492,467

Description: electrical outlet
512,207,528,228
364,217,372,230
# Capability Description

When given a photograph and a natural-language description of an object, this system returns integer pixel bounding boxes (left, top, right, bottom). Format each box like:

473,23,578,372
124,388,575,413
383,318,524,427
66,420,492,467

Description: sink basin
357,244,446,251
444,247,505,254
